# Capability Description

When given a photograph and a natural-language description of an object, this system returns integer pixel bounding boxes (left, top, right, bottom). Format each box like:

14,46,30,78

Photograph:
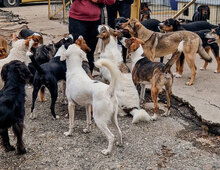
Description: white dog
0,35,40,89
60,37,122,155
96,25,152,123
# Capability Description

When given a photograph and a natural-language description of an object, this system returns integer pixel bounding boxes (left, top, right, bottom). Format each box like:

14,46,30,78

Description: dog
97,25,151,123
140,2,152,21
0,60,31,154
27,35,92,119
61,36,122,155
26,36,74,119
18,28,43,45
124,37,182,120
192,5,210,22
0,35,40,89
0,36,8,60
159,18,219,74
205,26,220,73
120,19,212,85
115,17,163,62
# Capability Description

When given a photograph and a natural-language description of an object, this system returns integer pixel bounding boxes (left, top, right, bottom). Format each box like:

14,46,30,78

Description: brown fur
121,19,212,85
126,37,181,118
0,36,9,59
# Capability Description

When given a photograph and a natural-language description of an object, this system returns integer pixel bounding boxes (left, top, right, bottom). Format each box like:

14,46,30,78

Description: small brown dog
0,36,8,59
124,37,182,120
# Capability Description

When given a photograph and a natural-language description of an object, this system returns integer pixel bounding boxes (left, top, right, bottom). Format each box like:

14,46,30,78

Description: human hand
90,0,98,3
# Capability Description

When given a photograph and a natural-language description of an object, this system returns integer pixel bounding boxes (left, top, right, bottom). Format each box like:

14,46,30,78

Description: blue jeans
69,17,100,72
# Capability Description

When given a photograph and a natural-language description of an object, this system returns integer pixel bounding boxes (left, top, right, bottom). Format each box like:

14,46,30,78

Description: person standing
106,0,134,29
69,0,115,72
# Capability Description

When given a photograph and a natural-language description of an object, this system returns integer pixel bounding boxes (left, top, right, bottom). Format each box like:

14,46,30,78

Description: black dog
192,5,210,22
27,36,74,119
115,17,162,62
28,36,92,119
0,60,31,154
159,18,219,74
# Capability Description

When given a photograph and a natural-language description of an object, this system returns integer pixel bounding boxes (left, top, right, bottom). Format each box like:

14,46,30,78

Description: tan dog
124,37,182,120
120,19,212,85
0,36,8,59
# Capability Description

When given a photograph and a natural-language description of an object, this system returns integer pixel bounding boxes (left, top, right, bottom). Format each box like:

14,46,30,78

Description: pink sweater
69,0,115,21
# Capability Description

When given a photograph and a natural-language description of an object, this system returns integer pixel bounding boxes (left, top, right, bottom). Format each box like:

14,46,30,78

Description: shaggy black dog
0,60,31,154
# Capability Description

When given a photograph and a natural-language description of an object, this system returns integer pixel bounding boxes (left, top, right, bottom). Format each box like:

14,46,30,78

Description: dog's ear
175,20,180,26
136,38,144,45
10,33,18,42
15,62,31,82
97,32,108,39
1,63,9,81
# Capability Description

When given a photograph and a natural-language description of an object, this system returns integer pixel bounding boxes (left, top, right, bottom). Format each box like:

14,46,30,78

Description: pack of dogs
0,17,219,155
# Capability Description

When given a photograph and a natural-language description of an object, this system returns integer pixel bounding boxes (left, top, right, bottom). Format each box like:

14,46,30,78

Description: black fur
0,60,31,154
18,28,42,39
192,5,210,22
29,49,67,119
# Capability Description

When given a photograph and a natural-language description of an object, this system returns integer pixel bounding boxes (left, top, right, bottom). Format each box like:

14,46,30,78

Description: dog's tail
163,41,183,72
26,48,44,74
198,39,212,62
95,58,120,95
130,109,152,123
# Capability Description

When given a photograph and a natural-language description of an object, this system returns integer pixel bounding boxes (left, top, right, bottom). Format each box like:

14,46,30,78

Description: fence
48,0,220,25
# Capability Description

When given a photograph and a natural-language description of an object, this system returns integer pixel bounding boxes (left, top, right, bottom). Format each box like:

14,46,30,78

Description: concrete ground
1,4,220,125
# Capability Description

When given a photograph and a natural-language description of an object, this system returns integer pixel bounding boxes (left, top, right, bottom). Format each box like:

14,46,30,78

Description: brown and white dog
0,36,9,60
120,19,212,85
97,25,152,123
0,35,40,89
18,28,43,45
124,37,183,120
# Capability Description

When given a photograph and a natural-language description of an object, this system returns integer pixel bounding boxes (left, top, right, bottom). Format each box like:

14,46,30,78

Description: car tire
3,0,20,7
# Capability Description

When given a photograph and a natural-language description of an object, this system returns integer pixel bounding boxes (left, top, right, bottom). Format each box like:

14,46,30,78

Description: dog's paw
17,147,27,155
83,128,91,133
200,67,206,70
101,149,111,155
65,114,69,118
64,131,72,136
214,70,219,73
151,114,158,121
162,110,170,117
116,141,123,147
185,81,193,86
173,73,182,78
30,112,36,120
5,145,15,152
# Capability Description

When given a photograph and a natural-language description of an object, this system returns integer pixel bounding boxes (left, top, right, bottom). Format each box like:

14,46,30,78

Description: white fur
62,44,122,155
0,39,32,89
131,109,152,123
54,45,66,57
97,25,151,123
129,45,144,71
178,40,184,52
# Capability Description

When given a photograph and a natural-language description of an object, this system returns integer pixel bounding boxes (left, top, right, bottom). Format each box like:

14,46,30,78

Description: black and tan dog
120,19,212,85
124,37,182,120
205,26,220,73
159,18,219,73
0,60,31,154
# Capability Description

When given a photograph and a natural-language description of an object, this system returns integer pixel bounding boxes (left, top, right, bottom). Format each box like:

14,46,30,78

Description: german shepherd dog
120,19,212,85
159,18,219,73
